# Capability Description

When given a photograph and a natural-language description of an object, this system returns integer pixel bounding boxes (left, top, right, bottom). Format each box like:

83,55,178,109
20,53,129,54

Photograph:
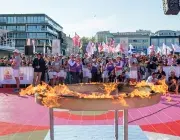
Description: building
150,30,180,47
111,30,151,54
0,14,65,53
65,35,73,56
95,31,111,43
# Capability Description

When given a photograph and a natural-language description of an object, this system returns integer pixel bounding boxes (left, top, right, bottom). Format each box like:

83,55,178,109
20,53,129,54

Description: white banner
52,39,61,55
0,67,34,85
120,38,129,54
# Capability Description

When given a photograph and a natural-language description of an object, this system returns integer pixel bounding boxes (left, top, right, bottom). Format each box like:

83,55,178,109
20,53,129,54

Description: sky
0,0,179,37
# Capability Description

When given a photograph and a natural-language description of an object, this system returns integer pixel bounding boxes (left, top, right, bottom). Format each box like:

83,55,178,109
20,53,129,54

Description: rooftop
0,13,63,29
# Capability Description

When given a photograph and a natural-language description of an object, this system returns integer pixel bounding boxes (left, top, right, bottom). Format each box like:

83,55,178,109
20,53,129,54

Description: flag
120,44,125,53
86,41,93,56
26,38,31,46
72,33,81,47
129,44,134,50
110,38,115,46
43,42,46,56
102,42,109,52
98,43,103,52
31,39,36,54
115,44,120,53
172,44,180,52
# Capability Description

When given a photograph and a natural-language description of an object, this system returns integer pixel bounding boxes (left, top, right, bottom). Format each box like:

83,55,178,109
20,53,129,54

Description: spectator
32,53,46,86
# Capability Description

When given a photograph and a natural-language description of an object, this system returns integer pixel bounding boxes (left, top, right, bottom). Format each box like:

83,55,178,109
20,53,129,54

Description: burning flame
20,80,169,108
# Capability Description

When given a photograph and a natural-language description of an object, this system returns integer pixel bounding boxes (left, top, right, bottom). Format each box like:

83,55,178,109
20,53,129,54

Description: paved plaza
0,89,180,140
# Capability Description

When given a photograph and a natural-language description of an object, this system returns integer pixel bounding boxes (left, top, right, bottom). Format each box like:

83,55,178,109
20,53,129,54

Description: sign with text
52,39,61,55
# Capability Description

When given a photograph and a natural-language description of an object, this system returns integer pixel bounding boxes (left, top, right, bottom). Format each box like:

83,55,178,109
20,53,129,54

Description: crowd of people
1,49,180,94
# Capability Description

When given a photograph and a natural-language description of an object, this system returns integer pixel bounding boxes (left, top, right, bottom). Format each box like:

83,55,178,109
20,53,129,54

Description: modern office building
150,30,180,47
95,30,151,54
0,14,66,53
111,30,151,54
95,30,180,54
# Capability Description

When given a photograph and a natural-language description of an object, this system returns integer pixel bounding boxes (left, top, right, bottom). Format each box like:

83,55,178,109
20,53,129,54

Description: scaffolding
0,29,15,51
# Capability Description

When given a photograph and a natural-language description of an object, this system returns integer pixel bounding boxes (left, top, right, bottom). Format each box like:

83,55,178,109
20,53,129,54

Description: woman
76,58,83,83
156,66,166,80
106,58,115,82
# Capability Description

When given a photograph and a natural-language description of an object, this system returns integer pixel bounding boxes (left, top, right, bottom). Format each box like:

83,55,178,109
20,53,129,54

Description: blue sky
0,0,179,37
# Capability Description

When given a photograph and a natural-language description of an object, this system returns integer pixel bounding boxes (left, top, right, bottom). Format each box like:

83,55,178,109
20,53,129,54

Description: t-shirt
146,76,158,84
13,56,21,70
156,71,166,79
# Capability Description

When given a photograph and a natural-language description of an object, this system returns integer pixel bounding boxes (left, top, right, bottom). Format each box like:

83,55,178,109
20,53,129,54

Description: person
156,66,166,80
168,71,179,94
115,56,123,82
32,53,46,86
146,72,158,84
68,54,77,84
11,49,22,92
129,53,138,81
52,56,62,86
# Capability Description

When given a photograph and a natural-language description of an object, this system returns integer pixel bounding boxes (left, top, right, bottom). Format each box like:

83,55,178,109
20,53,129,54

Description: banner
0,67,34,84
52,39,61,55
120,38,129,54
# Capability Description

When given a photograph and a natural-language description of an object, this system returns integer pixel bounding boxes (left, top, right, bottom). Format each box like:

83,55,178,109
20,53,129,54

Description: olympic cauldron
21,81,167,140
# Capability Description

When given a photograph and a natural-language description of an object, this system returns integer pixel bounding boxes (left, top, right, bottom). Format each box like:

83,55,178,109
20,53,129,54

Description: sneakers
13,88,20,93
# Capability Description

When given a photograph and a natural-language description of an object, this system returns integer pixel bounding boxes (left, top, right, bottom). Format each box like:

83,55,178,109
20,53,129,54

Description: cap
37,52,42,55
13,49,20,53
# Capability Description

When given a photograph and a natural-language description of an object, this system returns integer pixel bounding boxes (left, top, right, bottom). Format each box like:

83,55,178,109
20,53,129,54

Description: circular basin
35,83,162,111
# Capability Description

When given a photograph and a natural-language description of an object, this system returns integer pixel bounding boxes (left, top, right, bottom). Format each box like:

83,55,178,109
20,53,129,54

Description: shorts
115,70,122,77
13,69,20,78
48,72,54,79
53,70,65,78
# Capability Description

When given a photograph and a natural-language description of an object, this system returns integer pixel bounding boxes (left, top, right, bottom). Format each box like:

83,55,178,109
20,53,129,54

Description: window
38,40,46,45
7,33,16,38
16,26,25,31
0,26,6,29
16,33,27,38
27,25,46,31
133,40,137,42
27,25,37,31
0,17,7,23
16,17,26,23
36,33,46,38
34,16,38,23
28,33,37,38
16,40,26,46
27,16,34,23
7,17,16,23
7,26,16,31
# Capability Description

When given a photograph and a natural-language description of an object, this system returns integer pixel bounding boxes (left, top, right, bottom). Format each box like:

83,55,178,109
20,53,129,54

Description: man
32,53,46,86
68,54,77,84
146,72,158,84
11,49,22,92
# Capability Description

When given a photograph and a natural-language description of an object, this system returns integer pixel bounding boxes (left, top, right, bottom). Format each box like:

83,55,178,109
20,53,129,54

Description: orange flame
20,80,169,108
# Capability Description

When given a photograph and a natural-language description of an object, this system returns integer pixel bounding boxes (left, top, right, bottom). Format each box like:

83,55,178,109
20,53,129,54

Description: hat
59,54,63,57
37,52,42,55
13,49,20,53
116,55,121,58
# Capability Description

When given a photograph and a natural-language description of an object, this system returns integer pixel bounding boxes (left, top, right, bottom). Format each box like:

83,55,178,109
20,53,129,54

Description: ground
0,89,180,140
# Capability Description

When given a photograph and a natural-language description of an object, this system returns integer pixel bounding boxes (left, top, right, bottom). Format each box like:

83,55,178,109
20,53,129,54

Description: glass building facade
0,14,64,53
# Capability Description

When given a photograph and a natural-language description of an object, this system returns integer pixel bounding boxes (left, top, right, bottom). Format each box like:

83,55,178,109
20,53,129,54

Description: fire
20,80,169,108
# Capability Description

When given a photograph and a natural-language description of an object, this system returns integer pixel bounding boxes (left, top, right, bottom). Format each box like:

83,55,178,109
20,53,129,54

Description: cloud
63,15,119,37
